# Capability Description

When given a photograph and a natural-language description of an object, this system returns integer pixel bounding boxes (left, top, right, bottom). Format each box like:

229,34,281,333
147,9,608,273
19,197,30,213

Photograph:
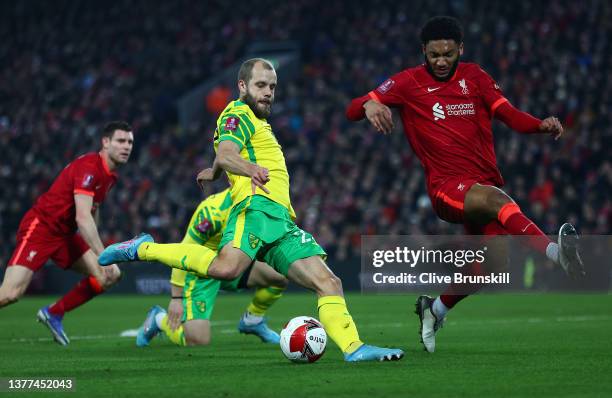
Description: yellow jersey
213,100,295,218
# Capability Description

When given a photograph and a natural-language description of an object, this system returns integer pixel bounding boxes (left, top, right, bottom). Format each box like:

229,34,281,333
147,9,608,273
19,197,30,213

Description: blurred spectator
206,85,232,116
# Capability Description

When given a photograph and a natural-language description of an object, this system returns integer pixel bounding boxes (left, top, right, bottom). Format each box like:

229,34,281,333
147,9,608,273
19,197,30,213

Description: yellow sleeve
170,268,187,288
217,113,255,150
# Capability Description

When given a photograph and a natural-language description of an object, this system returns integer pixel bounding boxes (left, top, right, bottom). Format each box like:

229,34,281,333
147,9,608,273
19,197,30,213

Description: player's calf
184,333,211,346
0,265,32,308
287,257,343,296
0,286,23,307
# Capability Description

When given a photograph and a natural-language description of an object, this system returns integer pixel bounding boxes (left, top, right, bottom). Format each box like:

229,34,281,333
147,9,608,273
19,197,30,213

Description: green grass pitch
0,293,611,397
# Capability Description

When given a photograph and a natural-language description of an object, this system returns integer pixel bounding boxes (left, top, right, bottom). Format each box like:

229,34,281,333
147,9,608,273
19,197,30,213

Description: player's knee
211,262,241,280
486,191,513,216
271,274,289,289
186,333,211,346
106,266,122,286
315,273,343,296
0,288,24,305
98,266,121,289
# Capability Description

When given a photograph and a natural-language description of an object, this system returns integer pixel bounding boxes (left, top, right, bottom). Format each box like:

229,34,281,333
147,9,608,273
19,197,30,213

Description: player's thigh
8,215,58,273
287,256,343,297
246,261,288,289
214,199,260,275
0,265,34,300
430,178,477,224
262,225,327,276
182,273,219,340
183,319,211,346
464,183,514,223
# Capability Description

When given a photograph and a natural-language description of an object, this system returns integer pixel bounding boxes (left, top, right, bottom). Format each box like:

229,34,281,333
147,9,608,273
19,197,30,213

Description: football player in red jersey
346,16,584,352
0,121,134,345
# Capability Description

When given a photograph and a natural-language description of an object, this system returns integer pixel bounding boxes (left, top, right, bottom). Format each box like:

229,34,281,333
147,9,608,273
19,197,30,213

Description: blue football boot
136,305,166,347
99,233,154,266
344,344,404,362
37,306,69,346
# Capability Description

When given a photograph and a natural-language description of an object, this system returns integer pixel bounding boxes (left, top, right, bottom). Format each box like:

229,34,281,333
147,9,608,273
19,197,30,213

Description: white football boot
415,295,445,353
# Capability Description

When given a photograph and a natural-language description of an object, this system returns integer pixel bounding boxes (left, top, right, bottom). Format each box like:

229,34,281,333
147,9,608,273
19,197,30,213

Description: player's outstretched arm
74,193,105,255
494,101,563,139
346,94,370,121
363,100,394,134
216,141,270,194
347,96,394,134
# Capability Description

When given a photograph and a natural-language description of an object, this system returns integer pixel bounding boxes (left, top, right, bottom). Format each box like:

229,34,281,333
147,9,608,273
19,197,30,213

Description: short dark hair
237,58,274,84
420,16,463,45
102,121,132,139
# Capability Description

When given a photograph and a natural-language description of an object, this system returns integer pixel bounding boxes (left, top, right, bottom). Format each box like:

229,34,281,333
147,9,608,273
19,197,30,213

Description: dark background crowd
1,0,610,268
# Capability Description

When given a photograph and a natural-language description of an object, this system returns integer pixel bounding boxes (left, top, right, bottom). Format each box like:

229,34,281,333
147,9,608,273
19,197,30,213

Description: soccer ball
279,316,327,363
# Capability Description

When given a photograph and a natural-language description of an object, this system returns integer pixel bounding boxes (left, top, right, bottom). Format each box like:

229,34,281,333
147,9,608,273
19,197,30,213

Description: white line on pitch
10,314,612,342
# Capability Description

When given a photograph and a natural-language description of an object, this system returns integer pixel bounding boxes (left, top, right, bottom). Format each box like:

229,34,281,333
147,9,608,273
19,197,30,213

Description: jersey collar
420,63,460,84
99,152,117,177
234,99,267,122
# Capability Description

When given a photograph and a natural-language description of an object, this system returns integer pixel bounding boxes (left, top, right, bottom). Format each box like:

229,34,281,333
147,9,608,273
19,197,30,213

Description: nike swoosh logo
522,222,534,233
427,87,440,92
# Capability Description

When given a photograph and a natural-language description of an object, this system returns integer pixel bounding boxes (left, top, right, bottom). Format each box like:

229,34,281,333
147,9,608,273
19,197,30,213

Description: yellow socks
159,315,186,346
247,286,285,316
317,295,363,354
137,243,217,277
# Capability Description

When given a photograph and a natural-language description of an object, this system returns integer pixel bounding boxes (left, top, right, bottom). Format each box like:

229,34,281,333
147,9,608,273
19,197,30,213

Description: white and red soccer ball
280,316,327,363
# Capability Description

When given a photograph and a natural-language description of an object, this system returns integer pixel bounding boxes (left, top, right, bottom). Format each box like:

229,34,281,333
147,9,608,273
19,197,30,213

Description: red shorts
430,178,508,236
7,210,90,272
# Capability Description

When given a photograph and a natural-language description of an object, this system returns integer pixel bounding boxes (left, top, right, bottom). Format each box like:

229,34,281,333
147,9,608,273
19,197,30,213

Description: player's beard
243,90,272,119
424,55,460,82
109,148,130,165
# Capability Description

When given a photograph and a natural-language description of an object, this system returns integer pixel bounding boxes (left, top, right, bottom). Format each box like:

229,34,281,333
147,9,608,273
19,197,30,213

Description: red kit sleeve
346,71,408,121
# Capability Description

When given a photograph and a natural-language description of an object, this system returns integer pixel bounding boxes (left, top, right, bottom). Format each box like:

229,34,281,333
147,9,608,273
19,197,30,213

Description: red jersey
350,62,509,194
31,152,118,235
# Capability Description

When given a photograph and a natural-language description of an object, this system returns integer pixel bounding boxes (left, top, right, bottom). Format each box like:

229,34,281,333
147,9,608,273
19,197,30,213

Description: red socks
497,203,551,253
48,276,104,317
439,262,484,309
440,204,551,310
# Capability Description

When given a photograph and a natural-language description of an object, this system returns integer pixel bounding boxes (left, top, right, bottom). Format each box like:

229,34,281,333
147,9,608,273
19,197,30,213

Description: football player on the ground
135,189,286,347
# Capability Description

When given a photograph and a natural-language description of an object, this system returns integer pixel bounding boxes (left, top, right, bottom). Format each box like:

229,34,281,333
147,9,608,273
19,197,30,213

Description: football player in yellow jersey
132,189,287,347
100,59,404,362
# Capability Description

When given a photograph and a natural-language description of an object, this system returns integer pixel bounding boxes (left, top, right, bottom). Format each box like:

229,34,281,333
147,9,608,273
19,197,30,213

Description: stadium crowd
1,0,610,266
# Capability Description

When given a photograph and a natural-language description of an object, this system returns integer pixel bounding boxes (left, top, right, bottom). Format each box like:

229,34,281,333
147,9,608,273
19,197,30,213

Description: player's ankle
242,311,264,326
136,242,151,261
545,242,559,264
433,297,449,319
154,312,166,329
344,341,364,354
